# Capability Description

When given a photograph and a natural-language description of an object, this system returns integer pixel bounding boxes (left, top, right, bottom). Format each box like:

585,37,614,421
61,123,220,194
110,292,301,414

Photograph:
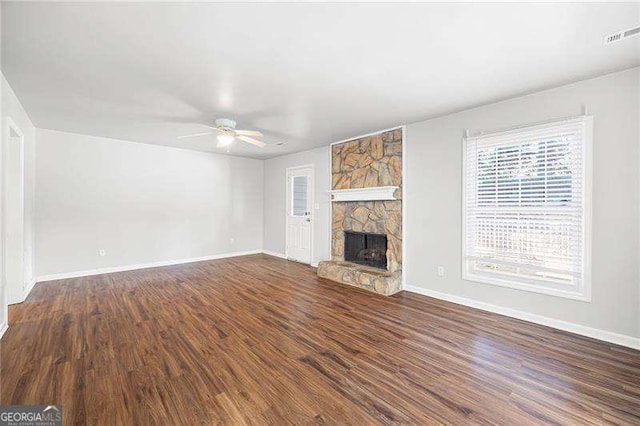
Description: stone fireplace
317,128,403,295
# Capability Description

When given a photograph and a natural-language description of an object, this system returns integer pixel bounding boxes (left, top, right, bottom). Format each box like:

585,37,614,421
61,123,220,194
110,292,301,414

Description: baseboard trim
37,249,264,282
261,250,318,267
261,250,286,259
24,277,36,299
404,285,640,350
0,321,7,341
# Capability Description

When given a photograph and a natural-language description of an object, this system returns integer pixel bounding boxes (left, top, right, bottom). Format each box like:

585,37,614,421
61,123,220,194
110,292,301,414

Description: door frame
285,164,314,264
3,117,25,306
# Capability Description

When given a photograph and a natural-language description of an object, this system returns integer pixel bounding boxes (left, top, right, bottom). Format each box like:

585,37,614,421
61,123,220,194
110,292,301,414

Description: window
463,116,592,301
291,175,308,217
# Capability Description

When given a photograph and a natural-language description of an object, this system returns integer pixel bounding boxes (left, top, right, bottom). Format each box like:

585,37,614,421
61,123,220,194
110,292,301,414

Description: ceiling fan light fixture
178,117,267,149
217,133,235,146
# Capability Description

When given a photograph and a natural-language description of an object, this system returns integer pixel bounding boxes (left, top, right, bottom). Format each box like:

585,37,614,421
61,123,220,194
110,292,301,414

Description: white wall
1,72,36,307
35,129,264,277
263,146,331,265
0,28,4,329
405,68,640,340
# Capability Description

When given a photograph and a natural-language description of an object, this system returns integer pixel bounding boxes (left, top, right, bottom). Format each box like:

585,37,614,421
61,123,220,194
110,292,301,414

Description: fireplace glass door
344,231,387,269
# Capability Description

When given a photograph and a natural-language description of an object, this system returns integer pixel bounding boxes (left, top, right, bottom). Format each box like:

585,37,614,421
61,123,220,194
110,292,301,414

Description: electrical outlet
437,266,445,277
230,238,235,244
99,249,106,257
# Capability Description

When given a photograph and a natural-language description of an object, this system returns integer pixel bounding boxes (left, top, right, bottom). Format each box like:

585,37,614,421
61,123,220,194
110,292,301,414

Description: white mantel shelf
330,186,399,202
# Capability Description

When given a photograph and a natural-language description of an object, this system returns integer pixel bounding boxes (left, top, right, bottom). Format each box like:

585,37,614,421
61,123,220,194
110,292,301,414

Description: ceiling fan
177,118,266,148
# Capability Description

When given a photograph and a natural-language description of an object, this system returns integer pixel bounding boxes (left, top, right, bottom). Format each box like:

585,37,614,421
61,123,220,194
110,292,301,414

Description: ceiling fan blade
235,130,263,137
237,135,266,148
177,132,213,139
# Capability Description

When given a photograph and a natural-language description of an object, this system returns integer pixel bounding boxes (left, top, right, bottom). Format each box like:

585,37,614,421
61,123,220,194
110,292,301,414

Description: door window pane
292,176,308,216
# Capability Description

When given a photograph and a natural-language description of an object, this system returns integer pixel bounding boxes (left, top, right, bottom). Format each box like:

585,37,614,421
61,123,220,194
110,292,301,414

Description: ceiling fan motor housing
215,118,237,131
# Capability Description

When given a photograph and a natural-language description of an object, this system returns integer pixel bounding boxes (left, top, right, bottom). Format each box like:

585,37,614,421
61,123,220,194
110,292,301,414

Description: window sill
462,271,591,302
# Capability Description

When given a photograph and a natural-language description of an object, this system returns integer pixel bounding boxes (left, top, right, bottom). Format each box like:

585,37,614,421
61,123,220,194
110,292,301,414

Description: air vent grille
604,25,640,44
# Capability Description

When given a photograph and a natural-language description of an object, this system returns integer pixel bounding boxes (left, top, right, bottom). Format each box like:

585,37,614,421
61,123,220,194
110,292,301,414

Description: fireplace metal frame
344,230,388,270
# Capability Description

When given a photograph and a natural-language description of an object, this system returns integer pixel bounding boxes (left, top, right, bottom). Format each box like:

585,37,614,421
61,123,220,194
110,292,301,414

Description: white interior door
286,166,313,264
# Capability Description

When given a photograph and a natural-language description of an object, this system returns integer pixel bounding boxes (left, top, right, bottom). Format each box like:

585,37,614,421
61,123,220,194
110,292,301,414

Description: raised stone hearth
317,128,403,296
317,261,401,296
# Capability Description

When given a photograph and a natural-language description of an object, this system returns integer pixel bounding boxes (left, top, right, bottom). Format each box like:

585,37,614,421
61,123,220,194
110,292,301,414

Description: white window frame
462,116,593,302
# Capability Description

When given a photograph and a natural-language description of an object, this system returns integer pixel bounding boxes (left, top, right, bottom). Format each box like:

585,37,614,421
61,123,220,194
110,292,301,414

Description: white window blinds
463,116,592,300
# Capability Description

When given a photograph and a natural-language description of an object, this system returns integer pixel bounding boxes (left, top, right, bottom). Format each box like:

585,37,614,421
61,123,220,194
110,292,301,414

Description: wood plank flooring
1,254,639,425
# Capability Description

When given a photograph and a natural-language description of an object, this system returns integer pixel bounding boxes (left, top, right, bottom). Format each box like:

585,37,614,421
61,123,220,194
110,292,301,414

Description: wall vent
604,25,640,44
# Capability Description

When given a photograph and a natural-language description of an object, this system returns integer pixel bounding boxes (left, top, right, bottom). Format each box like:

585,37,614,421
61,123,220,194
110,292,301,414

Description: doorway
3,118,25,305
285,165,313,264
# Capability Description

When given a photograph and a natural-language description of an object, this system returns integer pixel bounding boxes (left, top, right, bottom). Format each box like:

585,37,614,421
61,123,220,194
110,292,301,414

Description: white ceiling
2,2,639,159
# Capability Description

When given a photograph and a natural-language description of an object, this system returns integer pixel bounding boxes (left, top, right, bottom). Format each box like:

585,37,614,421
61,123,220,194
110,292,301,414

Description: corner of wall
262,156,268,254
1,72,38,302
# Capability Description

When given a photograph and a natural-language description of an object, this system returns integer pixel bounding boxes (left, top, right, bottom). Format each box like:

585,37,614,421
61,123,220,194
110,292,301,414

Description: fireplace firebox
344,231,387,269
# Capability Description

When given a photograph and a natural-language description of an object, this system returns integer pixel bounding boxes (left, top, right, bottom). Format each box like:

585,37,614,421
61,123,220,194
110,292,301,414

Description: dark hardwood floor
1,254,639,425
